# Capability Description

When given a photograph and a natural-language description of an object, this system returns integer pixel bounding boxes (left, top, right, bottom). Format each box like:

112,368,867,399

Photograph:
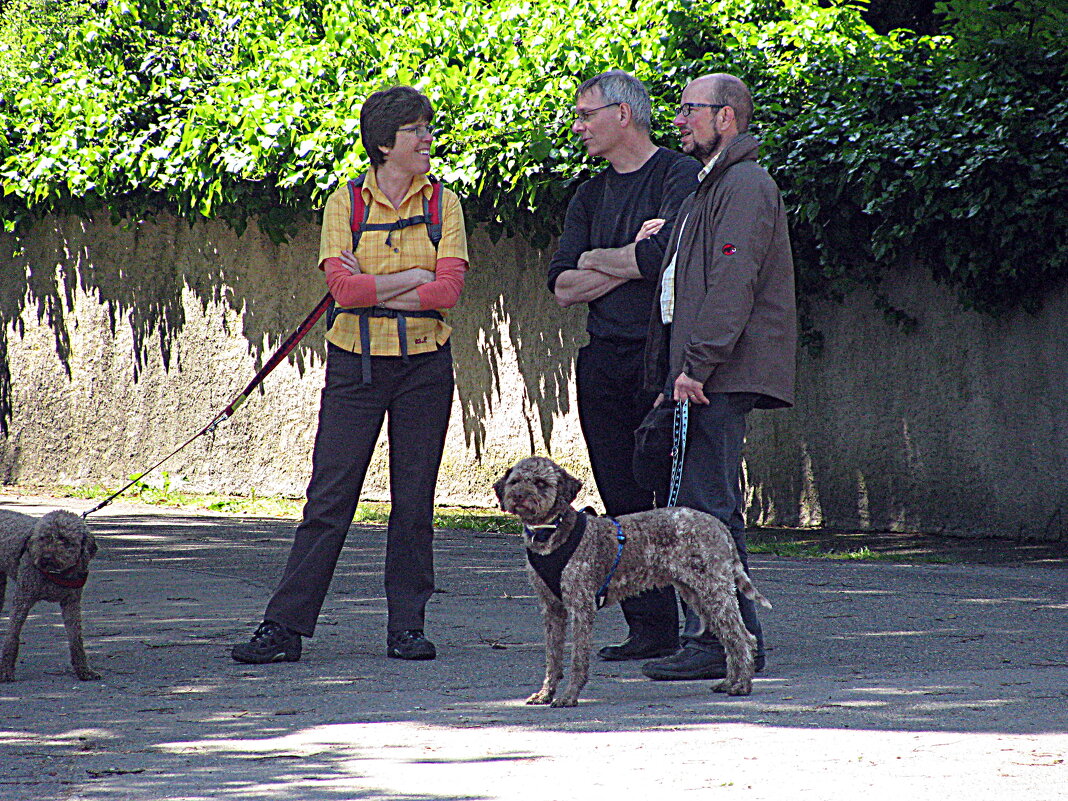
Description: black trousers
264,343,453,636
577,336,678,639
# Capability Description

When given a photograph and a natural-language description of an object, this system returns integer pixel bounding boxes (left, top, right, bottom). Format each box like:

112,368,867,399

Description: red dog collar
37,567,88,589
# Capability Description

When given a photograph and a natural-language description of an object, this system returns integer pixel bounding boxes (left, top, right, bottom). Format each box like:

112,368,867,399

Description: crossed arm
324,252,467,312
552,218,665,307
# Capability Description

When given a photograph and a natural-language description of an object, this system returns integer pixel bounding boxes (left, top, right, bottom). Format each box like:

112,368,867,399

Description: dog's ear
555,465,582,505
492,467,513,508
82,529,98,559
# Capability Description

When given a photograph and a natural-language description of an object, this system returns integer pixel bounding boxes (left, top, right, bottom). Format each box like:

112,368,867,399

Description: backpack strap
424,179,443,248
347,172,443,250
348,175,372,251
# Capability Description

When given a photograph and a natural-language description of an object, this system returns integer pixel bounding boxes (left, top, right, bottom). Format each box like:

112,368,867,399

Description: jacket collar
698,132,760,188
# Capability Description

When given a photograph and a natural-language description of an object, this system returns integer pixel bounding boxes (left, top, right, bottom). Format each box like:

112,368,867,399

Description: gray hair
577,70,652,132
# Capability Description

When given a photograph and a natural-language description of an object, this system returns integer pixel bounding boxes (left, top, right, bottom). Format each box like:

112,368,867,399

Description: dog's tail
734,561,773,610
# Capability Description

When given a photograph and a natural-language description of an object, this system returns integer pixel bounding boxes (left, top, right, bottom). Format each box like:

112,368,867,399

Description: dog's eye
533,478,548,488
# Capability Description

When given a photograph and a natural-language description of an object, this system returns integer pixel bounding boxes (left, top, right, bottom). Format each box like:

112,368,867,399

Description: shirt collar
362,167,433,209
698,151,721,182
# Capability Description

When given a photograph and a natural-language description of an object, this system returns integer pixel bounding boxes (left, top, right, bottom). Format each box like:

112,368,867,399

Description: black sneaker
387,629,436,660
598,635,679,661
231,621,302,664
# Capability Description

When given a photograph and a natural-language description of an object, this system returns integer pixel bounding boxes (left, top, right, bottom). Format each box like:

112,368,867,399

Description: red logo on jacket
722,243,737,255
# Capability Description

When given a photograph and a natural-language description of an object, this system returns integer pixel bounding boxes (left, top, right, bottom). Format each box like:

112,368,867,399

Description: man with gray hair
548,70,701,661
641,73,796,681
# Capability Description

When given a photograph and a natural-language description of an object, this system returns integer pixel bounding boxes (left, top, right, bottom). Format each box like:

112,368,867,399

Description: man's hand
673,373,709,404
635,218,665,242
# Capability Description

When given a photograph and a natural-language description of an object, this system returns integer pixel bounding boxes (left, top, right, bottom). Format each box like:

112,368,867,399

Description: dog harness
525,511,588,601
327,173,446,384
525,512,627,606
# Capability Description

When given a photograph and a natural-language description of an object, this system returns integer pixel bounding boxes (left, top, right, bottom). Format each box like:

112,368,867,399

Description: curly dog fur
0,509,99,681
494,456,770,707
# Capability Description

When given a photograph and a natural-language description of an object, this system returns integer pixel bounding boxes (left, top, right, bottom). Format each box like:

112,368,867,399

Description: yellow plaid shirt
318,169,468,356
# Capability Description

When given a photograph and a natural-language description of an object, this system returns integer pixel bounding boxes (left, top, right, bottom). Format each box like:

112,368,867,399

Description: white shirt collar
697,151,722,182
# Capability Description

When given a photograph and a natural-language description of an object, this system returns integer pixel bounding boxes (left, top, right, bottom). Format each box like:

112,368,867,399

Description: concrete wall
2,213,1066,540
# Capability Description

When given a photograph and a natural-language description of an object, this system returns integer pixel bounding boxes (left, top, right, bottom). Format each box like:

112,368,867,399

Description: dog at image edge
494,456,771,707
0,509,100,681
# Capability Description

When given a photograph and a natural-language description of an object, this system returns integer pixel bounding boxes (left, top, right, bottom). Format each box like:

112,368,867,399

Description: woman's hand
339,250,362,275
635,218,665,242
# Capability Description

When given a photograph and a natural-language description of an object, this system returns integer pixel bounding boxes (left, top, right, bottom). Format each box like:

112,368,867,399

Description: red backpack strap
423,178,443,248
348,174,371,250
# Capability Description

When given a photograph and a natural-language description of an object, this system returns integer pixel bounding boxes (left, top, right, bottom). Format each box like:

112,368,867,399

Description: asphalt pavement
0,493,1065,800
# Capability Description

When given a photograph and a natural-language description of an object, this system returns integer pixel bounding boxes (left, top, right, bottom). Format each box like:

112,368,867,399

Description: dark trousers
264,343,454,636
674,392,763,656
577,336,678,640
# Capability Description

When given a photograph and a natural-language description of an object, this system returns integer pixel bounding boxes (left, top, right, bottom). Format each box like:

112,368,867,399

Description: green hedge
1,0,1065,320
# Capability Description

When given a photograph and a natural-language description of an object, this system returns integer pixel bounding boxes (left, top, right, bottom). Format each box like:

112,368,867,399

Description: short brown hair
704,74,753,132
360,86,434,167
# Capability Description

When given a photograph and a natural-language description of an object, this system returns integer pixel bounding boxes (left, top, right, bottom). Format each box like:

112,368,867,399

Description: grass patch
42,486,952,561
749,534,952,564
54,482,521,534
352,501,520,534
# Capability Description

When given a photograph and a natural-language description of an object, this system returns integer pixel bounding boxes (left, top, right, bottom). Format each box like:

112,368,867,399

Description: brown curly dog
0,509,99,681
494,456,770,707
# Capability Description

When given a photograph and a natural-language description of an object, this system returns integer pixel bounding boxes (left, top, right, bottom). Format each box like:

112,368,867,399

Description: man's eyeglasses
574,102,621,123
676,103,726,118
397,124,437,137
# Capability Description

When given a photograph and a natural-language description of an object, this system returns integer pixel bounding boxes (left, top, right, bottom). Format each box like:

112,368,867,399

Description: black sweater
547,147,700,341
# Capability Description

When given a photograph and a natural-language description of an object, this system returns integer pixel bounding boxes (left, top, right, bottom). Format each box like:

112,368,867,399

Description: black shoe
387,629,437,660
598,635,679,662
231,621,302,664
642,645,766,680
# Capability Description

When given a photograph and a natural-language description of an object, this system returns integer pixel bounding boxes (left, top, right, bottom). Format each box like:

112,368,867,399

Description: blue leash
667,400,689,508
595,517,626,609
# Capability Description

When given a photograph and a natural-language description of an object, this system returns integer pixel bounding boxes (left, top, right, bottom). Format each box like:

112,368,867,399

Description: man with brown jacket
642,73,797,681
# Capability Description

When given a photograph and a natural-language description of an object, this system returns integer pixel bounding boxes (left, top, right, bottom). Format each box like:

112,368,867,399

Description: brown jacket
644,133,796,409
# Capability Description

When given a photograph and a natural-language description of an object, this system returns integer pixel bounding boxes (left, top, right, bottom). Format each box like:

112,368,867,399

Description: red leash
83,292,334,518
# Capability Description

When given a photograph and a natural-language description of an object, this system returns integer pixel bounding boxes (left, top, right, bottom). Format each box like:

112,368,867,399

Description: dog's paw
550,696,578,708
713,679,751,696
76,668,101,681
525,691,553,705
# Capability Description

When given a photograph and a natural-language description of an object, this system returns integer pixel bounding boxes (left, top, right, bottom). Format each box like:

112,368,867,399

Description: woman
232,86,468,664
